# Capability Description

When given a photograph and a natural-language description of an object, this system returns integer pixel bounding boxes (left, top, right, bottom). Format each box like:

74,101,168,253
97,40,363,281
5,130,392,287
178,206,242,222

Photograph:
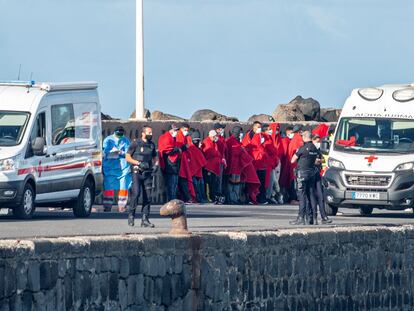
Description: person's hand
222,158,227,168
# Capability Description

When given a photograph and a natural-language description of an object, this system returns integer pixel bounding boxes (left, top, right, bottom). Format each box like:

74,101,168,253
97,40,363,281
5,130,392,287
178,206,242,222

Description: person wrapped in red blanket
225,126,260,204
202,130,224,204
286,125,304,204
242,121,269,204
158,124,184,202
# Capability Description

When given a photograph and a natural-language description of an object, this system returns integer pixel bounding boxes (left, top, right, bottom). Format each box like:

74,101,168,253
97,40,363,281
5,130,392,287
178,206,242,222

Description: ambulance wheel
359,206,373,216
325,203,338,216
13,183,36,219
73,178,95,218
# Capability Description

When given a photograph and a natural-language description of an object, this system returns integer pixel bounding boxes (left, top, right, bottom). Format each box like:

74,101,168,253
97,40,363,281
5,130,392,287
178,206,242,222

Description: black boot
128,213,135,227
141,215,155,228
289,217,305,225
321,217,333,224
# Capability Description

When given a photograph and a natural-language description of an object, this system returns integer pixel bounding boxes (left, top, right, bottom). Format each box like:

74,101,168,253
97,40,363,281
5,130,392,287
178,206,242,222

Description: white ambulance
0,81,102,219
322,83,414,216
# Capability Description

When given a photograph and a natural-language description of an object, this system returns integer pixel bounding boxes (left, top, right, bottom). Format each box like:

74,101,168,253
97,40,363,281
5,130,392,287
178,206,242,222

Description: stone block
119,279,128,309
120,258,130,279
39,261,58,290
28,262,40,292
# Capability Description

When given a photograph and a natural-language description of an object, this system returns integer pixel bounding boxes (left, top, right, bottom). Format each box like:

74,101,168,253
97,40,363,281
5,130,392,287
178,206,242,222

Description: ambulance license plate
352,192,380,200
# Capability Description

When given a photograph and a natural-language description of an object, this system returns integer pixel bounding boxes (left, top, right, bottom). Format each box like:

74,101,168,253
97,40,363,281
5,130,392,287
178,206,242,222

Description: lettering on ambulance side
355,113,414,119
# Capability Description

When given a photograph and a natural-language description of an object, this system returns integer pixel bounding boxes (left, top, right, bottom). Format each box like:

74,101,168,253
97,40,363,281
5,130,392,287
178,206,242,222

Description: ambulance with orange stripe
322,84,414,216
0,81,102,219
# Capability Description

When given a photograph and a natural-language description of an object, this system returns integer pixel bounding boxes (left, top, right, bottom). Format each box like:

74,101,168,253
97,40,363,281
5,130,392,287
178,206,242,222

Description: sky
1,0,414,121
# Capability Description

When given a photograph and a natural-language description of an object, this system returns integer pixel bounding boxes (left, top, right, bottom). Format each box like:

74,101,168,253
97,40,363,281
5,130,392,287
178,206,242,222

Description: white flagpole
135,0,145,120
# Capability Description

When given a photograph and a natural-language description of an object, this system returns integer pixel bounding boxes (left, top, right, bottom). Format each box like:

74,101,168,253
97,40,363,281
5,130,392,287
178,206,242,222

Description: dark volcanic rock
247,114,274,123
272,103,306,122
151,111,186,121
272,96,320,122
320,108,341,122
101,113,119,121
190,109,238,122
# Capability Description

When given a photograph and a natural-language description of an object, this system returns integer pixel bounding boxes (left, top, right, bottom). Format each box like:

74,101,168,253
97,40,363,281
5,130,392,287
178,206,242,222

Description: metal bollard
160,199,191,235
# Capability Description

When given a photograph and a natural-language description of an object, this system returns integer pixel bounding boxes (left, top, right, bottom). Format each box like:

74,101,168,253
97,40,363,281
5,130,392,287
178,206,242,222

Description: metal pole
135,0,145,120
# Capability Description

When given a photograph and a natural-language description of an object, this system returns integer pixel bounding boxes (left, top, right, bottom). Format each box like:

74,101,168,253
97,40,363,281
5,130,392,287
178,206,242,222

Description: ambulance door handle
45,152,57,158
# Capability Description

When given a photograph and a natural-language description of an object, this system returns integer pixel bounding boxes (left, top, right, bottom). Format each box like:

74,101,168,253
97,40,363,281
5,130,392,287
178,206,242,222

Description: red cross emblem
364,155,378,164
36,161,43,177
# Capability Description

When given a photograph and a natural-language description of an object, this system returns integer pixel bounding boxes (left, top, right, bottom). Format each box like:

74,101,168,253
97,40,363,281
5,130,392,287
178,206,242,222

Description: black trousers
178,176,191,202
314,173,327,219
297,170,317,220
203,169,219,201
256,169,267,204
128,171,152,217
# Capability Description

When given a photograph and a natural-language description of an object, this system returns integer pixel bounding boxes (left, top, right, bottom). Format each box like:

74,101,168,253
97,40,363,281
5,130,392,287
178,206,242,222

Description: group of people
102,121,334,227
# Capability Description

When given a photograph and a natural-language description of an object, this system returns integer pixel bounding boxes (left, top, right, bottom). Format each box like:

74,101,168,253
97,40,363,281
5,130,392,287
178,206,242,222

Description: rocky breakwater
2,225,414,310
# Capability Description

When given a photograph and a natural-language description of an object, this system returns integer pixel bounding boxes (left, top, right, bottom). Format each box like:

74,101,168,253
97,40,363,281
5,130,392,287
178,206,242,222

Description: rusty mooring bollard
160,199,191,235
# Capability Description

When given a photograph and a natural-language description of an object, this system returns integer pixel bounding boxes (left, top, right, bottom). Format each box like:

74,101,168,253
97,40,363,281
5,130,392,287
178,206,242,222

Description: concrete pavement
1,204,414,239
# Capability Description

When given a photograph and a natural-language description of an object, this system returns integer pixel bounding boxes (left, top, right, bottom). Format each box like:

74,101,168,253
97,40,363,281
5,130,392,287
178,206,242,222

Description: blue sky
1,0,414,121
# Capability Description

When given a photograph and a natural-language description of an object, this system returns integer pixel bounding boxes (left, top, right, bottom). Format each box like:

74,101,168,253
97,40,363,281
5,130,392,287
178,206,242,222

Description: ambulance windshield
0,111,30,146
334,118,414,153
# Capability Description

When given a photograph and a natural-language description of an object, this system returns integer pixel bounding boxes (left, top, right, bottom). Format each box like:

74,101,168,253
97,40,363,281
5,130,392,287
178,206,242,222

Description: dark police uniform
127,138,157,219
295,141,319,223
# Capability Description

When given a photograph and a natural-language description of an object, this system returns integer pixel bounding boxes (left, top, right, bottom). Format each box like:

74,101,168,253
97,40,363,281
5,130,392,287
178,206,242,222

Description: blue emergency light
0,80,35,87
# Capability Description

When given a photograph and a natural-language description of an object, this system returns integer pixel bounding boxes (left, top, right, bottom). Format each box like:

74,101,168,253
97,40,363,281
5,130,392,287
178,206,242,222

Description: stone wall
1,225,414,310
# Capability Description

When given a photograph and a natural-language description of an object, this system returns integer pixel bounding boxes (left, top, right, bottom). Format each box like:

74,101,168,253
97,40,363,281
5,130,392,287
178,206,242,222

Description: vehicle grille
345,175,392,187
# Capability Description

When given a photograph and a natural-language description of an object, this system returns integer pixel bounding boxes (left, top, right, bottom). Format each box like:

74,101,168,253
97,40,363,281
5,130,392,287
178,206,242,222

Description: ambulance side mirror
32,137,46,156
320,139,330,155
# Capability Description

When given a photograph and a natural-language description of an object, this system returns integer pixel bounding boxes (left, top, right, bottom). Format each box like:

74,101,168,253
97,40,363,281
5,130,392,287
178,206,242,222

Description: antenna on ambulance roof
17,64,22,80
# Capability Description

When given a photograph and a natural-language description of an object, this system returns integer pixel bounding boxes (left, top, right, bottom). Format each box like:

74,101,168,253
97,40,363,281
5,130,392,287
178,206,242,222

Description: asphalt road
1,204,414,239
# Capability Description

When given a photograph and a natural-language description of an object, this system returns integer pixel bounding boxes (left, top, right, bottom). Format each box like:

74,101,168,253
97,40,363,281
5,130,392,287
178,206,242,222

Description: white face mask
267,130,273,136
255,127,262,134
314,142,321,149
287,133,294,139
275,130,279,135
239,133,244,141
171,131,177,138
260,137,265,144
213,136,219,142
220,132,224,137
182,130,189,137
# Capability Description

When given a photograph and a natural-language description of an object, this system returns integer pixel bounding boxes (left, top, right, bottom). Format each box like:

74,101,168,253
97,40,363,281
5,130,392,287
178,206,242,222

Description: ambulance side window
51,104,75,145
26,112,46,158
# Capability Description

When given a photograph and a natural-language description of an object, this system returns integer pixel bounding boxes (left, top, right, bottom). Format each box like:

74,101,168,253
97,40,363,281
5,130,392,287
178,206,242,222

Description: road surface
1,204,414,239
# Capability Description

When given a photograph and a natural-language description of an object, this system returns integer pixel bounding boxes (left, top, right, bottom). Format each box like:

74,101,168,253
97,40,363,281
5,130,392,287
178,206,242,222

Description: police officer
125,125,159,227
289,130,318,225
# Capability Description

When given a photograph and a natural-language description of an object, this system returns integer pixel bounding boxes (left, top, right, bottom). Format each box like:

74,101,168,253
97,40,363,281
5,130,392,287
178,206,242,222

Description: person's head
114,126,125,138
312,134,321,148
191,129,201,146
252,121,262,134
169,123,179,138
273,123,281,135
214,123,225,136
208,130,218,142
141,125,153,141
285,126,294,139
231,126,244,141
180,123,190,137
302,130,312,142
262,124,272,135
292,125,302,134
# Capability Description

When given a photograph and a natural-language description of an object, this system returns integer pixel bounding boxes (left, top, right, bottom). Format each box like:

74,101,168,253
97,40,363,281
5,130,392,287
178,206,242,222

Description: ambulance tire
13,183,36,219
73,178,95,218
325,203,338,216
359,206,373,216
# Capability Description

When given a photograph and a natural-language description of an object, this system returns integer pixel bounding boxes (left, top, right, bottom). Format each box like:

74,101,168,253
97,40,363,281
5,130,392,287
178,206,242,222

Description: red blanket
279,137,291,188
225,136,260,203
287,133,303,182
312,123,329,139
202,137,222,176
242,131,268,170
158,131,179,170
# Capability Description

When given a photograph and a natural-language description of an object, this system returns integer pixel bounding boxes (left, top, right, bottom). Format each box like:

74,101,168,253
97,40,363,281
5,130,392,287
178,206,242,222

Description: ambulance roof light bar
0,80,35,87
393,87,414,103
39,82,98,92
